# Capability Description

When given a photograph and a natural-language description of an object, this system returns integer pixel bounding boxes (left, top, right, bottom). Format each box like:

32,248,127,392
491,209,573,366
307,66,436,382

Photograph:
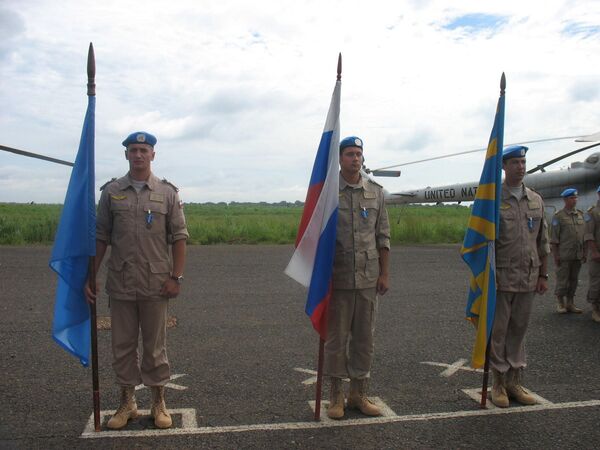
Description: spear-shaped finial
337,53,342,81
500,72,506,96
87,42,96,97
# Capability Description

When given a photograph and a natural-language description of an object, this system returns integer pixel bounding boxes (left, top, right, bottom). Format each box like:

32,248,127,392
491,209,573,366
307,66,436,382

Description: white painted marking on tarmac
462,387,553,407
135,374,188,391
293,367,349,386
308,397,397,423
440,358,468,377
293,367,318,385
81,408,197,437
80,400,600,439
421,360,482,376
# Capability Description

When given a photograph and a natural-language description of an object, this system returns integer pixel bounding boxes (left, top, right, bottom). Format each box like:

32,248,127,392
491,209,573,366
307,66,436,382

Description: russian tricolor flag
285,79,341,339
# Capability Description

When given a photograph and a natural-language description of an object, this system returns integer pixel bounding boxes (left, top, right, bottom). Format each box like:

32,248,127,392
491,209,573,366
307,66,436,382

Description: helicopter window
585,154,599,164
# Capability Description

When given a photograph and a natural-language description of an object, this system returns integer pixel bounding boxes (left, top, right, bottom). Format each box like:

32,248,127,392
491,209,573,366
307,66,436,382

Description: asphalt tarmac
1,245,599,449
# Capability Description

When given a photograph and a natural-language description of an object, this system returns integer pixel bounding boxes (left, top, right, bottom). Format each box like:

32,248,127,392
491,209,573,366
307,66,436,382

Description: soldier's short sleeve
376,190,391,250
549,213,560,244
537,211,550,258
584,210,595,242
167,190,189,242
96,188,112,244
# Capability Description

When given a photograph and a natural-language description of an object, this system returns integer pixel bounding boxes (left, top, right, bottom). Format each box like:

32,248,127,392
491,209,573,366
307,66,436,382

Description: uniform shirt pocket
365,248,380,280
143,202,168,235
106,256,134,295
148,260,171,294
359,200,379,228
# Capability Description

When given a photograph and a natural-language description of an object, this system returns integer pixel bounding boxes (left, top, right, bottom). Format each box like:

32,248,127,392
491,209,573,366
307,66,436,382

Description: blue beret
561,188,578,198
340,136,363,152
502,145,528,160
122,131,157,148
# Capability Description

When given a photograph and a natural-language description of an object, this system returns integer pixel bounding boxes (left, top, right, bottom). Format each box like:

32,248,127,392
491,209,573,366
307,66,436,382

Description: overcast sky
1,0,599,203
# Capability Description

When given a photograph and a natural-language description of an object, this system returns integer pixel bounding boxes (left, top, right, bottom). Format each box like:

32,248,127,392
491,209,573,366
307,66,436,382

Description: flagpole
313,53,342,422
480,73,505,409
480,338,491,408
85,42,101,432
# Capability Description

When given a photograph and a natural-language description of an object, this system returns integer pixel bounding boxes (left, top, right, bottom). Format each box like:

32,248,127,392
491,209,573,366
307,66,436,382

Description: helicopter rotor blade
0,144,74,167
575,131,600,142
373,135,585,171
371,170,401,177
527,141,600,174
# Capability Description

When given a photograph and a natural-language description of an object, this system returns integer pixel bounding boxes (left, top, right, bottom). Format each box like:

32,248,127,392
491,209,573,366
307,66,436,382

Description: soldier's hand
161,278,180,299
535,277,548,295
84,279,100,305
377,274,389,296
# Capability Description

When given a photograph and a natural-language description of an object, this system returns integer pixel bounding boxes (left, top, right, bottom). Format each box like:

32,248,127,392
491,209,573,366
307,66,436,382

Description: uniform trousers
554,259,582,298
587,259,600,307
110,298,170,386
324,287,378,380
490,291,535,373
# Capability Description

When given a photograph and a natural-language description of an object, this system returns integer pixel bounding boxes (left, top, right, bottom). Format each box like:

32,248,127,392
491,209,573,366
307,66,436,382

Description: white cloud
1,0,600,203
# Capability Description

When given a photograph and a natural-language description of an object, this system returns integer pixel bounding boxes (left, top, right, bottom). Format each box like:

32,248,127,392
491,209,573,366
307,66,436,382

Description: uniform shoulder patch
526,186,544,201
161,178,180,192
99,177,117,191
365,177,383,189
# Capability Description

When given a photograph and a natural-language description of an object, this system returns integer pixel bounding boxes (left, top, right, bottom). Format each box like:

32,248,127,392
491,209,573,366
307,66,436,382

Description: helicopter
3,132,600,215
364,132,600,216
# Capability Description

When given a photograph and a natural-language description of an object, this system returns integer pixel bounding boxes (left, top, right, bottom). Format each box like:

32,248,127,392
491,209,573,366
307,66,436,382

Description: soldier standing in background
584,186,600,323
550,188,585,314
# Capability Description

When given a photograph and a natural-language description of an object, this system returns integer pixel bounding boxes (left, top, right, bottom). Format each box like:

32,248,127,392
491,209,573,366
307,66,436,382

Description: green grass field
0,202,471,245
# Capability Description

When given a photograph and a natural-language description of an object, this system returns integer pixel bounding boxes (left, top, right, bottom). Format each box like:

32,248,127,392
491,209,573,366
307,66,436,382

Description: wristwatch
170,275,184,284
539,273,549,280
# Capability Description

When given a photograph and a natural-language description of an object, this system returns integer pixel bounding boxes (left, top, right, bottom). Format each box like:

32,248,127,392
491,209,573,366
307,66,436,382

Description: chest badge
145,209,154,229
111,194,127,200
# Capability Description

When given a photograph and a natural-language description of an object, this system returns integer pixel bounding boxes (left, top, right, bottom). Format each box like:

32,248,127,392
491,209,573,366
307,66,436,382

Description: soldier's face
340,147,363,174
125,143,155,171
564,196,577,209
502,157,526,184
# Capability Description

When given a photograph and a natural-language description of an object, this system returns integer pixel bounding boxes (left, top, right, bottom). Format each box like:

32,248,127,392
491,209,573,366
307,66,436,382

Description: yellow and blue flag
460,84,505,369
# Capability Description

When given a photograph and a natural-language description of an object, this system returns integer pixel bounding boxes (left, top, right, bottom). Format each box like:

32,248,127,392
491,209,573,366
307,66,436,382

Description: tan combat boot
490,369,509,408
505,368,536,405
565,297,582,314
107,385,138,429
556,296,567,314
592,304,600,323
151,386,172,429
327,377,345,419
347,378,381,416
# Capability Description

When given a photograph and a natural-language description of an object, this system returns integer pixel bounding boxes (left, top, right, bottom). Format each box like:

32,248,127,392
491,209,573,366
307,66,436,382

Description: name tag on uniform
363,191,376,199
149,193,164,203
528,200,540,209
111,194,127,200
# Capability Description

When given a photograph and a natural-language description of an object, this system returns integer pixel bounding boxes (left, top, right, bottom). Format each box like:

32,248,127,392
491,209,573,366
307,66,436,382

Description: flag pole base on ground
314,338,325,421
